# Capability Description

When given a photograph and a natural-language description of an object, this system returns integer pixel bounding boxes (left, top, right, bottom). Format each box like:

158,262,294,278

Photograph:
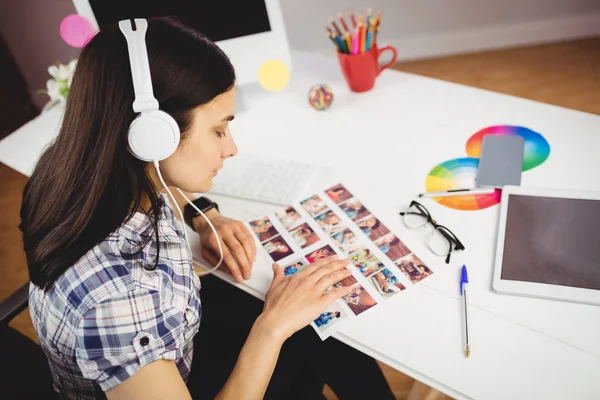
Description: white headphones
118,18,180,162
117,18,225,276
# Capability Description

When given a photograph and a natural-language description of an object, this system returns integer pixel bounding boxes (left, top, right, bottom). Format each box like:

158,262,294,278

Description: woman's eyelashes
216,130,226,138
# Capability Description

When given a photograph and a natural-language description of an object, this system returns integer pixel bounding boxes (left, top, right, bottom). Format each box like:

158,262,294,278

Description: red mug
337,45,398,92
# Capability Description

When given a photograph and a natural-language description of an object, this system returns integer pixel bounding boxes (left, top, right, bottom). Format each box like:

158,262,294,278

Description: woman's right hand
260,255,354,341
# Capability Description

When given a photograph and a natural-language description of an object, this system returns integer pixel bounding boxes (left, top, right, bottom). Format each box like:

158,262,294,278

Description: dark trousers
187,275,394,400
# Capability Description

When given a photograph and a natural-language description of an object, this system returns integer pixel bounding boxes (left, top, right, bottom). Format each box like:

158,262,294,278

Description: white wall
2,0,600,111
279,0,600,59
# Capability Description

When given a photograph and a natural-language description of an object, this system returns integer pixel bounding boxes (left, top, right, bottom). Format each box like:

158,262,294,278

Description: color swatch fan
424,125,551,211
426,158,501,210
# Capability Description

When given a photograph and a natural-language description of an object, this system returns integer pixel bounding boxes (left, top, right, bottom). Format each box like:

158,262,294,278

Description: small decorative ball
60,15,95,48
308,84,334,110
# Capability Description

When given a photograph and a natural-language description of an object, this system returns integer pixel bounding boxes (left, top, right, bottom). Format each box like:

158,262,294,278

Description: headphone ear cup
128,110,180,162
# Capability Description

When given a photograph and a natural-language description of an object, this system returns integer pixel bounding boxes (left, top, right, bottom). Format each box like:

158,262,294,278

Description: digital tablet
493,185,600,306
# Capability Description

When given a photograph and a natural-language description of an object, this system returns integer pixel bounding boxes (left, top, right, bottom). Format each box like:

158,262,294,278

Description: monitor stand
234,82,264,114
235,84,248,114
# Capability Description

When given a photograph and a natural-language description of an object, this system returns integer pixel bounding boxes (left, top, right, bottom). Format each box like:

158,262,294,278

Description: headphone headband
118,19,159,113
119,18,181,162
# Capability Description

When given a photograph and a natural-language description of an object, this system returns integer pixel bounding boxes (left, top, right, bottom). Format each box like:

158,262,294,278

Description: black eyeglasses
399,201,465,263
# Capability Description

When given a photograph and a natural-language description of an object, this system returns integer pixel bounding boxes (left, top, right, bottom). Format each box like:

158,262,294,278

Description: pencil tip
466,345,471,358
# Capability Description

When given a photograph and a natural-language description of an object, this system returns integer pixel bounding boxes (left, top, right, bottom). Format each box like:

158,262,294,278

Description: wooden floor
1,37,599,399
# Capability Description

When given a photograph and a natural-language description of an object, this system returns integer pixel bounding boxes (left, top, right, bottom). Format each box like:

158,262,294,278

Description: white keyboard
209,154,319,205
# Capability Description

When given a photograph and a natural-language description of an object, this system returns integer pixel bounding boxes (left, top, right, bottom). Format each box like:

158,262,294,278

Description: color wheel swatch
466,126,550,171
426,125,550,211
426,158,502,210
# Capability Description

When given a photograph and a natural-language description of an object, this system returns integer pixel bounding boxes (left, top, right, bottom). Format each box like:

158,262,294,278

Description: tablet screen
501,194,600,290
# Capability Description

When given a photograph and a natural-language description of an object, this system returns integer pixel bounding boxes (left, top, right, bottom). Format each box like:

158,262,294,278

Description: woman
20,17,393,399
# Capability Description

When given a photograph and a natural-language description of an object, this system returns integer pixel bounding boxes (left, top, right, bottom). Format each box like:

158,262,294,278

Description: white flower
67,59,77,72
41,59,78,110
46,79,62,102
48,65,59,79
56,64,70,81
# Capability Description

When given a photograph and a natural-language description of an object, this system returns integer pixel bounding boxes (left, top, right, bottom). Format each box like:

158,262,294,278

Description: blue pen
461,265,471,358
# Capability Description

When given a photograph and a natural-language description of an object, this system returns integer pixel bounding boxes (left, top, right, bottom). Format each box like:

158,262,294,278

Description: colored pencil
335,34,347,53
351,28,359,54
328,33,339,49
344,32,351,54
349,9,357,27
329,17,342,37
324,9,382,54
359,17,366,53
338,13,349,33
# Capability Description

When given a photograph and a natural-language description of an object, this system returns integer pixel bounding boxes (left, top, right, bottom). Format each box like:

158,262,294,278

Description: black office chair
0,282,58,399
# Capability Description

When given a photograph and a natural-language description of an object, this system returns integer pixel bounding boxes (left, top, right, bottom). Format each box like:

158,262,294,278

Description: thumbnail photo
282,259,308,277
289,223,321,249
330,228,362,255
368,268,406,298
306,244,336,263
374,233,411,261
314,303,348,332
314,209,346,235
262,235,294,262
300,194,328,217
275,206,303,230
249,216,279,242
325,183,353,204
395,253,433,284
349,248,386,277
339,198,370,221
356,214,390,241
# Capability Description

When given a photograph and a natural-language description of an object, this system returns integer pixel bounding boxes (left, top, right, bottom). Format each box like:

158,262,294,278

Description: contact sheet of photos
248,183,433,340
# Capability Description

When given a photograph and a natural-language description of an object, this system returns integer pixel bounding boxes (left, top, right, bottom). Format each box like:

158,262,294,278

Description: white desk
2,50,600,400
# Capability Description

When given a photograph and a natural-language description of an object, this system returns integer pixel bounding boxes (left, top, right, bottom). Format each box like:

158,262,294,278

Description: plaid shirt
29,194,202,399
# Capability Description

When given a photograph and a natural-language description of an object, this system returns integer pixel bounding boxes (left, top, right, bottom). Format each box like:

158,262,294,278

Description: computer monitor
72,0,292,87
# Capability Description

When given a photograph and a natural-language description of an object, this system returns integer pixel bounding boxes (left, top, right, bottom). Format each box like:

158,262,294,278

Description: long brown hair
20,17,235,290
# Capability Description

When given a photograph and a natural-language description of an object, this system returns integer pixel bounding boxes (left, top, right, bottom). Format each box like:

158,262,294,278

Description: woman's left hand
193,209,257,282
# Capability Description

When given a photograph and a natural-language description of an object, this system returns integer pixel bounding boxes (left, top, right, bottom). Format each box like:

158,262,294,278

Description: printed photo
314,303,347,332
300,195,328,217
339,198,370,221
369,268,406,298
314,210,346,235
374,233,411,261
330,228,362,255
306,244,336,263
249,216,278,242
289,223,320,249
282,259,308,277
349,248,386,277
331,275,358,290
275,206,303,230
262,235,294,262
395,253,433,284
356,215,390,241
342,285,378,316
325,183,353,204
